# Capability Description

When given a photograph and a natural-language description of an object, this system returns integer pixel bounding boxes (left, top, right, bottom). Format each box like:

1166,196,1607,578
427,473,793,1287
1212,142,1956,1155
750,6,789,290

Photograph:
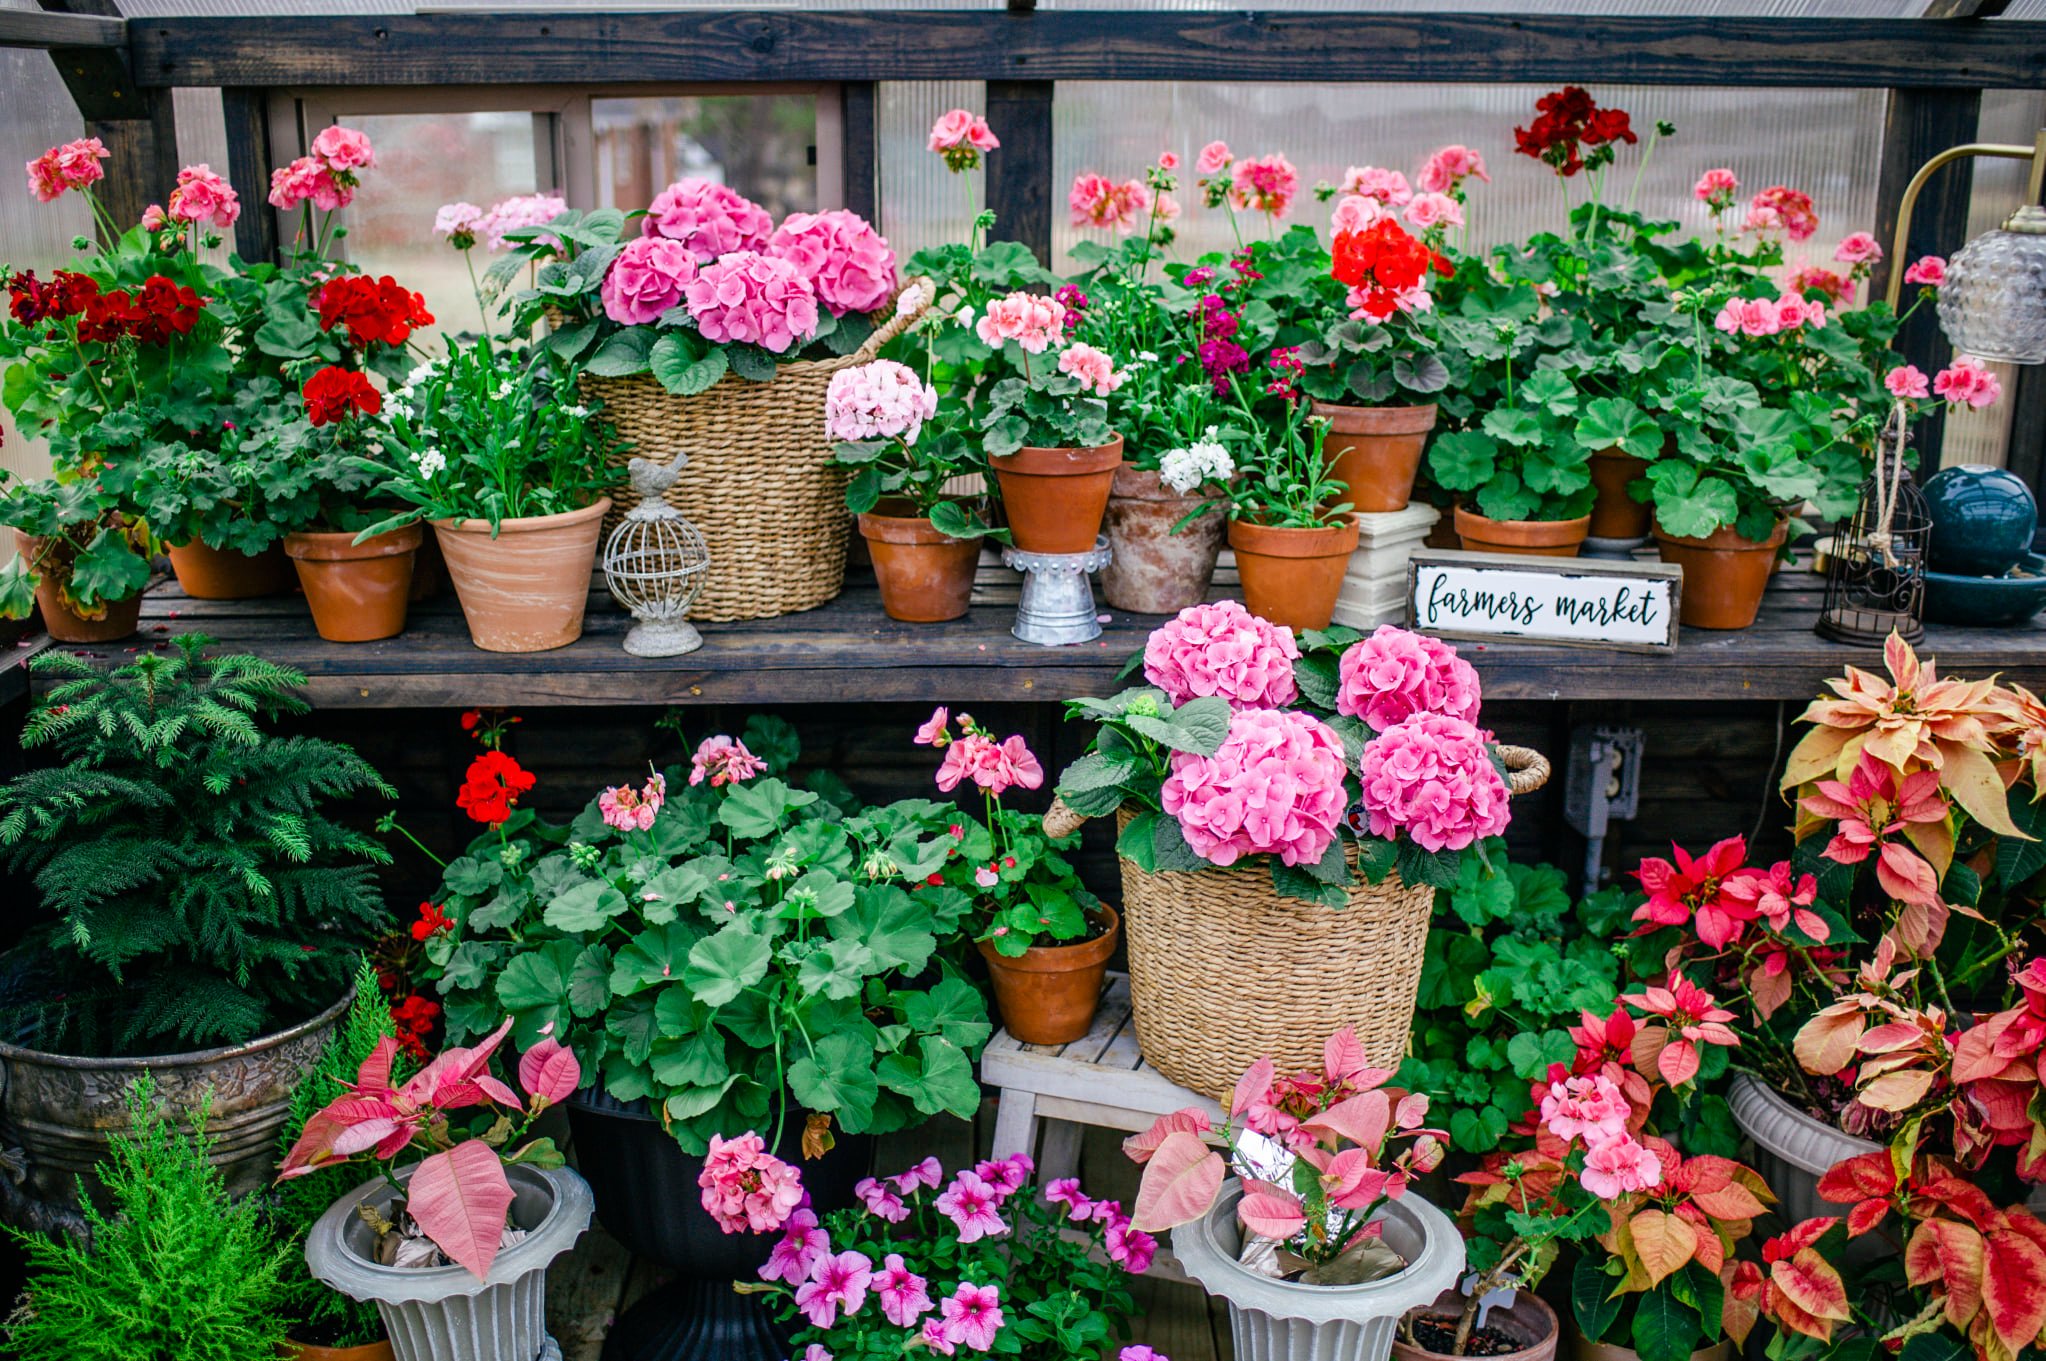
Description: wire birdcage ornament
1816,400,1927,647
603,453,711,657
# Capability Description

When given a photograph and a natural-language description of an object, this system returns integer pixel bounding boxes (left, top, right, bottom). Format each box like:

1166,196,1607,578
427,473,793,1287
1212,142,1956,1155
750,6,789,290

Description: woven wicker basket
574,281,933,623
1042,744,1551,1099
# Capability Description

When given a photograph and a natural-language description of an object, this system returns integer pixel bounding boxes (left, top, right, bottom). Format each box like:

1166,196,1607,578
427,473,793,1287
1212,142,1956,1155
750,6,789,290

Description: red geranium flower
315,273,434,349
1514,86,1636,178
303,364,381,426
1331,219,1452,318
457,749,536,826
410,901,454,942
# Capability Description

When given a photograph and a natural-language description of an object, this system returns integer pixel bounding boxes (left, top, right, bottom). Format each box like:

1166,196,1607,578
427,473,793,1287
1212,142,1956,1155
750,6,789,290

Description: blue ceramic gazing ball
1924,465,2038,577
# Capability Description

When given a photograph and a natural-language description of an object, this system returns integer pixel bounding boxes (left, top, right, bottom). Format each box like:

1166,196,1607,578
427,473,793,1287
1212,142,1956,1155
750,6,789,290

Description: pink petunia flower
940,1282,1005,1353
794,1249,873,1329
934,1170,1009,1243
1142,601,1300,711
643,178,773,261
876,1252,934,1327
921,1318,958,1356
758,1207,830,1284
854,1175,910,1223
1106,1216,1157,1273
1337,625,1480,732
973,1153,1032,1200
698,1131,803,1235
1043,1177,1094,1222
891,1156,944,1194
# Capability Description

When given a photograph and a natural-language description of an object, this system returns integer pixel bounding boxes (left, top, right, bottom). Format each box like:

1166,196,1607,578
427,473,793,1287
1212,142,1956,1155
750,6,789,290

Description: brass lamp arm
1885,130,2046,310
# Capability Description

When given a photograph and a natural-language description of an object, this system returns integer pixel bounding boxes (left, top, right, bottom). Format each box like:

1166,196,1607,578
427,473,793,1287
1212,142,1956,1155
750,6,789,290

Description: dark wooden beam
1872,89,1982,468
39,0,177,235
220,88,277,263
0,8,121,48
128,12,2046,90
985,80,1052,264
839,81,876,223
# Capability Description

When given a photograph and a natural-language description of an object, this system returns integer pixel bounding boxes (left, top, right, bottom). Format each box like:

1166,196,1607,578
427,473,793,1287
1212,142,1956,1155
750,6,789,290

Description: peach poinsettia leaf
1131,1130,1225,1233
357,1034,400,1092
407,1141,516,1280
1301,1091,1391,1153
1859,1068,1938,1113
1723,1264,1762,1347
1908,1219,1987,1329
1876,842,1942,906
1946,747,2029,840
1238,1185,1308,1240
1795,1009,1868,1077
1123,1109,1212,1165
1774,1247,1853,1323
1629,1208,1700,1287
1231,1056,1275,1119
1323,1027,1371,1085
1689,1180,1771,1222
1901,817,1956,880
1981,1221,2046,1349
518,1038,582,1108
1782,724,1854,792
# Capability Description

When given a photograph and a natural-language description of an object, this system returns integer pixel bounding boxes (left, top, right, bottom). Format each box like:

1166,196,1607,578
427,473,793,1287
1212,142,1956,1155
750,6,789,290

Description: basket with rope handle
1040,743,1551,1100
577,279,935,623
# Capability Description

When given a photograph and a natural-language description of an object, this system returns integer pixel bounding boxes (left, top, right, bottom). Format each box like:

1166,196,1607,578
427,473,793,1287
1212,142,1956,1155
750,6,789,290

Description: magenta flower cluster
1336,624,1482,733
1162,708,1350,868
600,235,698,326
643,178,773,261
1357,713,1510,852
768,209,898,317
684,250,821,354
1141,601,1300,711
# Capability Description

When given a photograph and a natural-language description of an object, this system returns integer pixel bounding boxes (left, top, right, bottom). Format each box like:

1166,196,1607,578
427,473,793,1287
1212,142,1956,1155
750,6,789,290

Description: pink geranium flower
1579,1133,1663,1199
690,734,768,787
825,360,937,444
598,770,666,832
913,709,950,747
1162,708,1349,867
1885,365,1931,401
310,125,375,171
935,1170,1009,1243
26,137,108,203
1331,194,1389,235
768,209,897,317
1419,145,1489,194
269,156,347,213
934,732,1043,796
758,1207,830,1284
1540,1073,1631,1145
697,1131,803,1234
1834,231,1882,266
1230,153,1298,220
1195,141,1233,176
643,178,773,261
876,1253,934,1327
1403,193,1464,231
1337,625,1480,732
1714,296,1782,338
1788,265,1852,306
434,201,485,249
940,1282,1005,1352
1693,167,1740,210
1340,165,1414,207
975,291,1065,354
1903,255,1947,287
684,250,821,354
1057,341,1126,396
475,193,567,251
600,235,699,326
1142,600,1300,711
1158,150,1181,171
795,1249,873,1329
167,165,241,230
1934,355,2002,409
1357,713,1510,853
1745,185,1819,242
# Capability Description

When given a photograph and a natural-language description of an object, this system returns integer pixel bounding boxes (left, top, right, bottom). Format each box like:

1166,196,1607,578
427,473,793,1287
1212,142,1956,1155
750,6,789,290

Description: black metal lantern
1816,404,1928,647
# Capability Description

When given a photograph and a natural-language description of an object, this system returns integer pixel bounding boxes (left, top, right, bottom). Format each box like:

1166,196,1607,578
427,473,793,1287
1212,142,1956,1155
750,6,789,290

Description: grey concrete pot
306,1162,592,1361
1173,1180,1466,1361
1726,1074,1875,1231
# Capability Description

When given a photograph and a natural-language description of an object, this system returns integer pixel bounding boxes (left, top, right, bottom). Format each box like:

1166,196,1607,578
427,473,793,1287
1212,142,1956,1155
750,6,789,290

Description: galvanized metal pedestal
1003,537,1113,646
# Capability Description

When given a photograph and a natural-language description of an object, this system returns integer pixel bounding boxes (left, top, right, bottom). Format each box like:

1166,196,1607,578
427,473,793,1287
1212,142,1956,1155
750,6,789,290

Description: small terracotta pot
1572,1331,1730,1361
12,531,141,643
978,906,1121,1046
1655,517,1787,630
284,525,421,643
989,436,1124,554
1227,517,1361,632
1453,506,1592,558
857,506,980,623
278,1339,396,1361
1100,465,1227,614
167,539,297,599
1313,401,1438,513
1586,447,1653,541
1394,1290,1560,1361
434,498,610,653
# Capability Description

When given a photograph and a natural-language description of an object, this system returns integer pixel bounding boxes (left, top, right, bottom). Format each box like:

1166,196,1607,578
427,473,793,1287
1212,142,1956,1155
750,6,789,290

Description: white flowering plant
349,335,619,536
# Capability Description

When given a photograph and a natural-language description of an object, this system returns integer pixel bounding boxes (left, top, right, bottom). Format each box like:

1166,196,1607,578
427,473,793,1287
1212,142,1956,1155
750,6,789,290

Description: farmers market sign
1405,551,1682,653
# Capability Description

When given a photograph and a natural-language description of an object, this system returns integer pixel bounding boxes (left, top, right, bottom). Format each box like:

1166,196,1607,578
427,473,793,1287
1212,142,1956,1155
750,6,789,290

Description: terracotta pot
989,436,1124,554
857,505,980,623
284,525,421,643
1314,401,1438,513
11,531,141,644
433,498,610,653
1227,517,1361,632
1100,465,1227,614
279,1340,395,1361
1453,507,1591,558
408,528,445,603
1654,517,1787,630
1394,1290,1559,1361
168,540,296,599
1586,447,1652,541
977,905,1121,1046
1572,1332,1730,1361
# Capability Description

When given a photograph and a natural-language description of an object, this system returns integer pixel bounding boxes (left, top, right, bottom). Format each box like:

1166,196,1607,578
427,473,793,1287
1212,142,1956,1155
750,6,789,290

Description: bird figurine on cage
603,452,711,657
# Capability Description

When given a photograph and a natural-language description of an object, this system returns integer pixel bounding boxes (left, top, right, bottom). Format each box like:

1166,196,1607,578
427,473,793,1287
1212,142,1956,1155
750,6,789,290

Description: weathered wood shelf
13,561,2046,709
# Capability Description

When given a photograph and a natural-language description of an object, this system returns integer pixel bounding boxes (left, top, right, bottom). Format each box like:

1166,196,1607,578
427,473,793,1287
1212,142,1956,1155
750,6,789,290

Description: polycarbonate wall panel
878,81,987,266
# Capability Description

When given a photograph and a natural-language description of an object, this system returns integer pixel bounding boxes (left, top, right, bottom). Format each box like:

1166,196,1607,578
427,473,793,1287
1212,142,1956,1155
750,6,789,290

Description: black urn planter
567,1088,873,1361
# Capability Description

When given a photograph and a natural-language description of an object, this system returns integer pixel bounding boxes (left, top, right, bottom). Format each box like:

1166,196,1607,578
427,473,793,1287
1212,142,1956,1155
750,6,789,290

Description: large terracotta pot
1454,507,1591,558
989,436,1123,554
11,531,142,644
1228,517,1360,632
1394,1290,1559,1361
1314,401,1439,514
433,498,610,653
280,1340,396,1361
977,906,1121,1046
1572,1333,1730,1361
1100,465,1227,614
167,540,296,599
1587,448,1652,541
1655,517,1787,630
285,526,420,643
857,505,979,623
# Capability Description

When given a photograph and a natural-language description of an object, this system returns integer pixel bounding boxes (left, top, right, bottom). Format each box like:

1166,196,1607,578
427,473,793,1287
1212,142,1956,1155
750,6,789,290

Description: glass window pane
592,95,818,220
879,81,987,262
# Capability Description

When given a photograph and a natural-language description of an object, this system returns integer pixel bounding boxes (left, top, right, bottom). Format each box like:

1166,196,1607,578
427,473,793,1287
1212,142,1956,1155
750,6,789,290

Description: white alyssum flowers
1158,432,1235,494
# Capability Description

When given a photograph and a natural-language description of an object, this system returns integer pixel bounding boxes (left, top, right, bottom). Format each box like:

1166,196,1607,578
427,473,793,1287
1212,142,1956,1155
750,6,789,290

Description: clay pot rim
1229,517,1362,557
856,507,981,546
989,435,1125,476
1111,464,1230,504
976,905,1121,975
1309,399,1441,436
1453,506,1594,536
0,986,350,1068
1399,1291,1560,1361
1588,446,1649,468
278,1337,395,1361
284,524,423,561
434,496,613,537
1653,517,1790,552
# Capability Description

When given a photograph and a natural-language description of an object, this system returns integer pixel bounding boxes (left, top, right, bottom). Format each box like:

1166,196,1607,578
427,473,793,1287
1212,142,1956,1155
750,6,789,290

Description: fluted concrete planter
1175,1180,1465,1361
1727,1074,1874,1228
306,1163,591,1361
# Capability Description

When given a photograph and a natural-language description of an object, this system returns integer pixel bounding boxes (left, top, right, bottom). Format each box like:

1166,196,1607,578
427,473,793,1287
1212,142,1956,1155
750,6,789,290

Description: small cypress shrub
0,636,393,1055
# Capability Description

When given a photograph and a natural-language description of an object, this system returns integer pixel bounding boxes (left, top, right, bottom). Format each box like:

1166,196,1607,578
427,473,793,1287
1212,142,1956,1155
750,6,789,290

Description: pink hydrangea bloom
1195,141,1233,176
1331,194,1389,236
1885,365,1930,400
167,165,241,230
684,250,820,354
1402,192,1464,231
698,1131,803,1234
1935,356,2002,409
600,235,699,326
854,1176,910,1223
434,201,485,248
974,291,1065,354
934,733,1043,796
310,125,375,171
1714,296,1782,339
795,1249,873,1329
876,1253,934,1327
940,1282,1005,1352
690,734,768,787
1057,342,1125,396
1161,709,1348,868
477,193,566,250
934,1170,1009,1243
1579,1133,1664,1199
598,770,666,832
1230,153,1299,219
25,138,107,203
1692,168,1740,208
825,360,937,445
269,156,347,213
1541,1073,1631,1145
1903,255,1947,287
1834,231,1882,266
891,1156,943,1194
643,178,773,261
768,209,897,317
1337,626,1481,732
1339,165,1413,206
1419,145,1489,194
759,1207,830,1284
1142,601,1300,711
1359,713,1511,853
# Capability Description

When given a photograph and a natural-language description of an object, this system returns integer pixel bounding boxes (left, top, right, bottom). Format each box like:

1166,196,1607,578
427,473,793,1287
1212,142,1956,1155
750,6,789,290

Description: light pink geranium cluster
1539,1072,1662,1198
684,250,821,354
1069,172,1152,234
474,193,568,251
974,290,1065,354
1933,355,2003,409
1419,145,1489,195
1141,600,1300,711
1162,708,1349,868
1743,185,1819,242
928,109,1000,173
1339,165,1413,206
1833,231,1882,268
825,359,938,444
1331,194,1389,235
1356,713,1510,853
1693,167,1740,213
643,178,773,261
698,1130,804,1234
269,125,375,214
1230,152,1299,220
1787,265,1852,306
690,733,768,787
767,209,898,317
1057,341,1125,396
917,707,1044,797
600,235,699,326
433,201,485,251
598,769,667,832
1402,192,1464,232
25,137,108,203
1713,293,1827,339
167,164,241,231
1336,625,1482,733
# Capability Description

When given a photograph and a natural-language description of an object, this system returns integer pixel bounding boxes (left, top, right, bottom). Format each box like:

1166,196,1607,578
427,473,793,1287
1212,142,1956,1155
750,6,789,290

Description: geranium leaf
682,926,772,1008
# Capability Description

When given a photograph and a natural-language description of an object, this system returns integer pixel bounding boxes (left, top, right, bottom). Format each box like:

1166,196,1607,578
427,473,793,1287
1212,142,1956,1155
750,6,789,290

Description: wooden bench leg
1037,1116,1083,1182
989,1090,1043,1164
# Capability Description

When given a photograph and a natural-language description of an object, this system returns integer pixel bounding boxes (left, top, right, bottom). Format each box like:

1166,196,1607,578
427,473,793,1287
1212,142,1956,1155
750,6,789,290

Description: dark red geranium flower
1514,86,1635,178
302,364,381,426
456,749,536,826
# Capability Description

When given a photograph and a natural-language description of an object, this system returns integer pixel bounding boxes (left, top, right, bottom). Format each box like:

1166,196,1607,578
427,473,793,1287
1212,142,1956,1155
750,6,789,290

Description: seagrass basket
1042,744,1550,1099
574,280,932,623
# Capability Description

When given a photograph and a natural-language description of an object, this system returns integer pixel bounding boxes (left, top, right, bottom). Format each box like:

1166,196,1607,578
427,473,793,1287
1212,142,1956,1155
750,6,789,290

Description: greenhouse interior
3,2,2046,1360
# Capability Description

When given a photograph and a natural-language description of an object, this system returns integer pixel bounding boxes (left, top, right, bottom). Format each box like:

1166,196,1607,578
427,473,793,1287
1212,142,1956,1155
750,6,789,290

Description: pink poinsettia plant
278,1018,581,1279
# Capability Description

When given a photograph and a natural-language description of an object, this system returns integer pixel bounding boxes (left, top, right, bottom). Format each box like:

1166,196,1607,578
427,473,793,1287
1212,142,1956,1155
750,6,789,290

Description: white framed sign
1405,550,1683,653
